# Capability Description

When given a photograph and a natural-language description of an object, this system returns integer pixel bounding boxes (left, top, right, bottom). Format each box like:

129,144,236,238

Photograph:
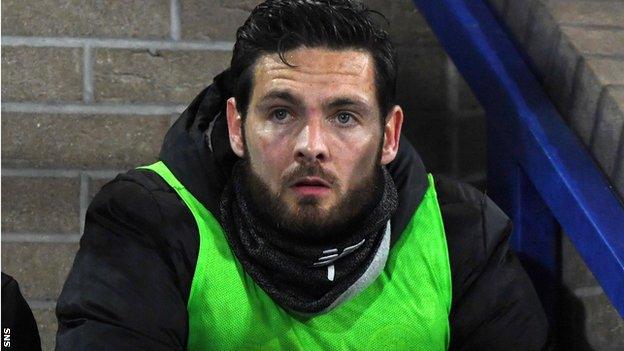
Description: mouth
291,177,332,197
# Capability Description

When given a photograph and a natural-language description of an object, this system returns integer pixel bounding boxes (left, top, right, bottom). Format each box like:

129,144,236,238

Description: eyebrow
325,97,371,113
257,90,304,108
256,89,373,115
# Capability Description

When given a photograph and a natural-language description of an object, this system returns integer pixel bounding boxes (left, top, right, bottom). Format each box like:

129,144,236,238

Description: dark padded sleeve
2,273,42,351
436,176,550,351
55,170,198,350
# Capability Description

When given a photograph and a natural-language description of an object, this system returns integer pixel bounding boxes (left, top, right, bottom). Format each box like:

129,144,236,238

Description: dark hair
230,0,397,119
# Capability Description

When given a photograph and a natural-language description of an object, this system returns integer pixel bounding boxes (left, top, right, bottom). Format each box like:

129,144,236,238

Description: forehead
251,47,376,104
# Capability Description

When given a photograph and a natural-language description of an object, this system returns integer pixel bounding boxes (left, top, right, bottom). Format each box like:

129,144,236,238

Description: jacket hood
159,69,429,245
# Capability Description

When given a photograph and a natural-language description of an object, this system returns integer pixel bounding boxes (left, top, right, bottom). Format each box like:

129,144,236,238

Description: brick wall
490,0,624,200
1,1,484,349
488,0,624,349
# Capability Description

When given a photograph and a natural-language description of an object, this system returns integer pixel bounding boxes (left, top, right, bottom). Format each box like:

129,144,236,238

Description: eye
270,108,292,123
334,112,356,126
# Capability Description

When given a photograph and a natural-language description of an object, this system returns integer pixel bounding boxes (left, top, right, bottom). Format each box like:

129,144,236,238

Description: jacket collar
158,69,429,245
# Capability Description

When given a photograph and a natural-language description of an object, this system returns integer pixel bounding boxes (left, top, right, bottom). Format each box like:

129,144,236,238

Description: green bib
139,161,452,350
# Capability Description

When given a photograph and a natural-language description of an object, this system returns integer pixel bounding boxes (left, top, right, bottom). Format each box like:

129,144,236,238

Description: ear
380,105,403,165
226,97,245,157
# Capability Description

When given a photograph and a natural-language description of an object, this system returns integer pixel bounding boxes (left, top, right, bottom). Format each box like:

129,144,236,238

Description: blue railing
411,0,624,322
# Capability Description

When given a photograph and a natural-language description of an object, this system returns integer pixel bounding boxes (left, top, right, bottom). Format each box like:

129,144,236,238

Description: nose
294,116,329,163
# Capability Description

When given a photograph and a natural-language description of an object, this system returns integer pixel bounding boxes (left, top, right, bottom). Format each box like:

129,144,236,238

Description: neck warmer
219,161,398,315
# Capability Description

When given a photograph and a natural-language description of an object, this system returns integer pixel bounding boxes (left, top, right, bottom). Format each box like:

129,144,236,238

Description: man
56,0,549,349
2,273,42,351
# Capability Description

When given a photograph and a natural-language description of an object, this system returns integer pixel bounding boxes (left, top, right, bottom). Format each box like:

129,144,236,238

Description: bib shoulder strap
136,161,186,191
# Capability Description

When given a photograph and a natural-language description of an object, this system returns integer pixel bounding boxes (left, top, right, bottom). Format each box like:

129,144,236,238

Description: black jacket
56,72,549,350
2,273,42,351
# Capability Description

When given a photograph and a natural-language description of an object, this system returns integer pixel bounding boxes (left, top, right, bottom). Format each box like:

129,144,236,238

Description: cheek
248,127,293,188
332,131,380,187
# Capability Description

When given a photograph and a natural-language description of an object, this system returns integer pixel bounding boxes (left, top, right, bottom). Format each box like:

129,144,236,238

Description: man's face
226,47,403,234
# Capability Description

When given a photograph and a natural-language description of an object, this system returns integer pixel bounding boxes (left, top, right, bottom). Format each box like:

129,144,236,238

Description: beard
240,157,384,242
